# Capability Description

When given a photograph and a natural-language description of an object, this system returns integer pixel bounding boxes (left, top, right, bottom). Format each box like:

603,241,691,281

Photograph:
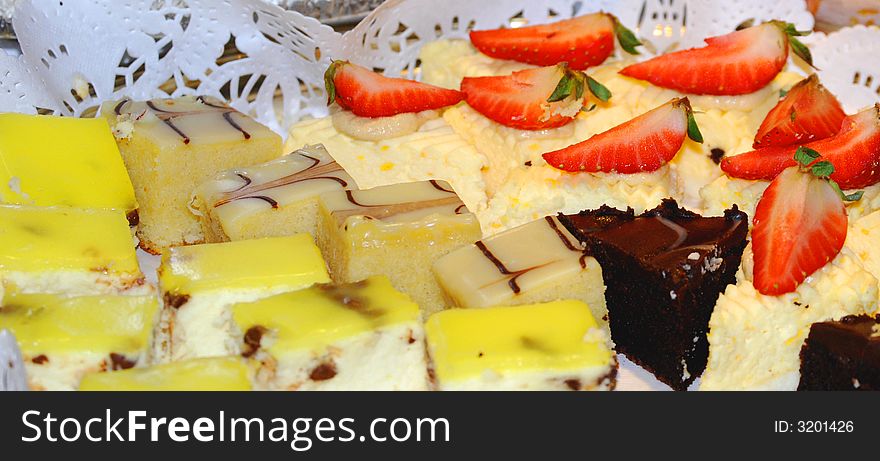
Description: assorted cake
797,314,880,391
560,200,749,390
231,276,427,390
101,96,283,253
424,300,616,391
4,9,880,391
79,357,253,391
0,204,148,296
156,234,330,362
191,144,357,242
433,216,608,335
315,179,481,315
0,113,138,222
0,292,158,390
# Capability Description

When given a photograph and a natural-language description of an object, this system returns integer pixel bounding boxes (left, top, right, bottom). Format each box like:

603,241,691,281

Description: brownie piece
559,199,748,390
798,315,880,391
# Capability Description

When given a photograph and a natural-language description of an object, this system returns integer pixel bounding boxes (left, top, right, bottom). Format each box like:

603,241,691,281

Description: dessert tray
1,0,880,391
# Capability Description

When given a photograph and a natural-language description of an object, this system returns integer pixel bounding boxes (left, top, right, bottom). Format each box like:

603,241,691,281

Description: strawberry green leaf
680,98,703,143
736,19,755,31
794,146,821,166
324,60,345,105
789,36,814,68
612,16,642,55
547,69,582,103
810,160,835,178
779,88,789,98
586,75,612,102
829,179,864,202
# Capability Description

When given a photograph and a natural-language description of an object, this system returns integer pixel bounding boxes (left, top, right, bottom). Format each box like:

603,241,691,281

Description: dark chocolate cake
559,199,748,390
798,315,880,391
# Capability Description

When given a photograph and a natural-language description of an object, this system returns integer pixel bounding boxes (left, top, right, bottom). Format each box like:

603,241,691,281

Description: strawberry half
469,13,641,70
324,61,464,117
542,97,702,173
751,154,850,296
619,21,813,95
460,63,610,131
721,104,880,189
753,74,846,148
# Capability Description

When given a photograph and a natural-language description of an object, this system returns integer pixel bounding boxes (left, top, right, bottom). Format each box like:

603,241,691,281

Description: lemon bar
316,180,481,315
433,216,607,333
156,234,330,362
0,292,158,391
0,204,147,295
79,357,252,391
101,96,282,253
425,301,616,391
0,113,138,221
231,276,427,390
191,144,356,243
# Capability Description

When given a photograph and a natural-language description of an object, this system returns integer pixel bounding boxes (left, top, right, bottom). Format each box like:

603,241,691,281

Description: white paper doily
0,0,824,136
0,330,28,391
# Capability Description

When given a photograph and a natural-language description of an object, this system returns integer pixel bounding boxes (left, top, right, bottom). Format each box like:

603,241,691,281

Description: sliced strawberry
619,21,812,95
752,164,848,296
324,61,463,117
469,13,641,70
722,104,880,189
460,64,609,131
542,98,702,173
753,74,846,148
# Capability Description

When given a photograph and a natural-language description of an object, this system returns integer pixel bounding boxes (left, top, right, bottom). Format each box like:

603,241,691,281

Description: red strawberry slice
324,61,463,117
619,21,812,95
721,104,880,189
461,64,609,131
752,165,847,296
469,13,641,70
753,74,846,148
542,98,702,173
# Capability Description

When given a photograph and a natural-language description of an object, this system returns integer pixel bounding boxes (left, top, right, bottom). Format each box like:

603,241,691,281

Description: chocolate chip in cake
31,355,49,365
109,353,137,370
163,292,190,309
242,325,269,358
709,148,725,164
309,361,338,381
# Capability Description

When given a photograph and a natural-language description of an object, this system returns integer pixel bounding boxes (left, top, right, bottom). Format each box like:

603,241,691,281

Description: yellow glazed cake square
425,300,616,391
0,113,137,220
156,234,330,362
0,204,147,295
315,180,482,315
231,276,427,390
101,96,282,253
0,292,158,391
79,357,252,391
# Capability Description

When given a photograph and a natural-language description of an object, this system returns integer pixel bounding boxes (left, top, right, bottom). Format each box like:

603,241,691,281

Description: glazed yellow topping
0,205,140,274
79,357,252,391
159,234,330,294
0,113,137,211
425,300,612,382
0,292,157,354
232,276,419,354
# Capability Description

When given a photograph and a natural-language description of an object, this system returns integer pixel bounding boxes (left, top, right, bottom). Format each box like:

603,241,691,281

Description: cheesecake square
191,144,356,243
0,292,158,391
79,357,252,391
156,234,330,362
433,216,607,333
231,276,428,390
0,113,138,222
798,315,880,391
560,200,748,390
316,180,481,315
425,300,616,391
0,204,147,296
102,96,282,253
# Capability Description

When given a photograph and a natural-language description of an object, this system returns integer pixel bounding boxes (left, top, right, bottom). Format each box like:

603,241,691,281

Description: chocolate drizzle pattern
330,190,465,226
213,152,350,209
473,217,589,294
117,97,252,145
